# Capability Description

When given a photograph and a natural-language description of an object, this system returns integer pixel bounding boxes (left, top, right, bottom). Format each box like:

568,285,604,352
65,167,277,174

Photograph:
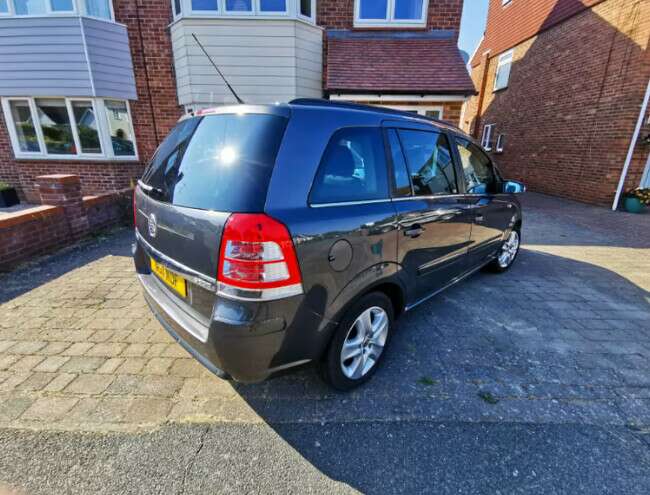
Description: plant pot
624,197,645,214
0,188,19,208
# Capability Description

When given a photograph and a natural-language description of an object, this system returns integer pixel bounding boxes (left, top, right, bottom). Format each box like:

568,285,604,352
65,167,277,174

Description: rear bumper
134,241,330,383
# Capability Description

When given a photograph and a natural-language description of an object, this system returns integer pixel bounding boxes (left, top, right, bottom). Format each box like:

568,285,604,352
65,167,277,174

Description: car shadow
230,247,650,494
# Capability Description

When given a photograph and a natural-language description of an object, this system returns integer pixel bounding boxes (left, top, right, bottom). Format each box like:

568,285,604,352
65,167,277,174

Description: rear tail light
217,214,303,301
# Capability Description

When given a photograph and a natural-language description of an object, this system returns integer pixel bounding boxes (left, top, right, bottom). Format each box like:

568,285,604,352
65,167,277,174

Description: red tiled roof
325,38,476,95
471,0,605,67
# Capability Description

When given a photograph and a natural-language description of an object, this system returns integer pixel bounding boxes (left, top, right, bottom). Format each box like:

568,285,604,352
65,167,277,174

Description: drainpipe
612,78,650,211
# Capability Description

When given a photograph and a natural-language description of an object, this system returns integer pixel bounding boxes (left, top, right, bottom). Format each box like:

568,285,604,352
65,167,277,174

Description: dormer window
355,0,428,28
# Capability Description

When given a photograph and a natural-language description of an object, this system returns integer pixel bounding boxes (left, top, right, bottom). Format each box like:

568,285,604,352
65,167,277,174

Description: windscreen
141,113,288,212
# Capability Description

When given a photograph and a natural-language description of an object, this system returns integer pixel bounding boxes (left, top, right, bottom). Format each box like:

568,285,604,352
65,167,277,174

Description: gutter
612,78,650,211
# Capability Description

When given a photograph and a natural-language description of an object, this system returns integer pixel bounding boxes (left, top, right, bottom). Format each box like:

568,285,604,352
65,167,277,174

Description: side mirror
502,180,526,194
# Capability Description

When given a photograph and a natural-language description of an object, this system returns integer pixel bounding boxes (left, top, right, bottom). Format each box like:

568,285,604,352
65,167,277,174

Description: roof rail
289,98,462,131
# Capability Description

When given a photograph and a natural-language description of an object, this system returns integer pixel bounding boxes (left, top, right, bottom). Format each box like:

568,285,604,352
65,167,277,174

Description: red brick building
0,0,473,204
463,0,650,207
0,0,180,204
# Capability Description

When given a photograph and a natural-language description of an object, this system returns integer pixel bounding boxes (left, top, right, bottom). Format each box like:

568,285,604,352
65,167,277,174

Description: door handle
404,225,424,238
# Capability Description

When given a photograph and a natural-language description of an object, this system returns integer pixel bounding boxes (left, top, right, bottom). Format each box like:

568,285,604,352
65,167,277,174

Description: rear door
385,125,473,303
135,110,289,288
452,136,513,268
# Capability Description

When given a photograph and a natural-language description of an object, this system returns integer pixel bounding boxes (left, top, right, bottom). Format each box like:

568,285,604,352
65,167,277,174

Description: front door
453,137,515,267
385,127,473,302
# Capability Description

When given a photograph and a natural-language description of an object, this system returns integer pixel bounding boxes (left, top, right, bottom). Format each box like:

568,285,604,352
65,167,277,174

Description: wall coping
0,205,64,229
35,174,81,185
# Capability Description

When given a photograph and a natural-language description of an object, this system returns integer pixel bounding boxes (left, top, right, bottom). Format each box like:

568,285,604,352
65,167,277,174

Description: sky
458,0,490,58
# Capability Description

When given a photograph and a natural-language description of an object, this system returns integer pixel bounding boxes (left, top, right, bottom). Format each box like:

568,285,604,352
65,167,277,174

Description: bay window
179,0,313,21
2,97,137,160
0,0,113,19
355,0,428,26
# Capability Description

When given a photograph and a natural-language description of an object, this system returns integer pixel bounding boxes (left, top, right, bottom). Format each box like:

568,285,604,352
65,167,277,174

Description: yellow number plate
150,258,187,298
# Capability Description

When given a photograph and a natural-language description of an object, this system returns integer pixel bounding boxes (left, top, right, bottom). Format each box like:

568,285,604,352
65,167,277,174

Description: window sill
493,86,509,94
353,22,427,29
171,14,320,28
13,155,139,163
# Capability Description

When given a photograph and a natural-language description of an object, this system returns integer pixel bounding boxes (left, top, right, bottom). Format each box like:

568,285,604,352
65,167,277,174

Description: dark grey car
133,99,524,390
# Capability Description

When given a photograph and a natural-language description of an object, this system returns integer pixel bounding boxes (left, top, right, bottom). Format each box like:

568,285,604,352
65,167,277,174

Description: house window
1,0,113,19
191,0,218,11
225,0,252,11
35,98,76,155
481,124,495,151
179,0,313,20
299,0,312,18
260,0,286,12
104,100,136,157
495,134,505,153
1,97,137,160
355,0,428,26
51,0,74,11
494,49,513,91
8,100,40,153
377,105,443,119
502,0,512,5
72,100,102,154
13,0,48,15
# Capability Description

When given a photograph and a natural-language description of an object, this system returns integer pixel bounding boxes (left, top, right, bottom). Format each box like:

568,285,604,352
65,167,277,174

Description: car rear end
133,105,323,382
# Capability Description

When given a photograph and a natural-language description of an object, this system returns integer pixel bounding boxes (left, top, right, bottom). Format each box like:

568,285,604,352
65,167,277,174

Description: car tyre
319,292,394,391
486,228,521,273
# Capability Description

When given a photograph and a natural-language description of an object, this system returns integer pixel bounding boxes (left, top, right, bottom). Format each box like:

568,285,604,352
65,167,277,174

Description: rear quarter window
141,113,288,212
309,127,389,205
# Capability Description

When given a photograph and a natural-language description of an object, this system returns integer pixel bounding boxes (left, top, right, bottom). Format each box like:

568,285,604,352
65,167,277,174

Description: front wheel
319,292,394,391
487,229,521,273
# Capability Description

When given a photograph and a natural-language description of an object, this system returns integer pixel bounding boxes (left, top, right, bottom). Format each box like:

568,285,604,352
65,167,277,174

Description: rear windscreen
140,113,288,212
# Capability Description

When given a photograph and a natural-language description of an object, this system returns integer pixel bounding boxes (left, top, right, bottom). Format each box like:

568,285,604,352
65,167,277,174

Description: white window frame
296,0,315,21
1,0,114,20
378,104,444,120
481,124,495,151
181,0,302,18
494,49,514,91
354,0,428,28
1,96,137,161
495,133,505,153
0,0,13,15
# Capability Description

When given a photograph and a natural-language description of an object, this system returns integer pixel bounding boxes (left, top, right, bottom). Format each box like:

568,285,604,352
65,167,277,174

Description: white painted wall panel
171,18,323,106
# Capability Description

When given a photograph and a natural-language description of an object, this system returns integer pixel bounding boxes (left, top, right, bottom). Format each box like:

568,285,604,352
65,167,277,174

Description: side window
397,129,458,196
310,127,389,205
455,138,498,194
386,129,412,197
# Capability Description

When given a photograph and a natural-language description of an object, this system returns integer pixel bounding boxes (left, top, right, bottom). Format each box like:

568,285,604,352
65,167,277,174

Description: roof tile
326,38,476,95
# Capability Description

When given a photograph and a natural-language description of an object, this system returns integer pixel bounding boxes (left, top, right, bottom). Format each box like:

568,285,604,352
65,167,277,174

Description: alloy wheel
498,230,520,268
340,306,389,380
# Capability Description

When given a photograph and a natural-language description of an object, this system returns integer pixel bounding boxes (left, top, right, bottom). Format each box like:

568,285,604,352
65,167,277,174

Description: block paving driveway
0,193,649,493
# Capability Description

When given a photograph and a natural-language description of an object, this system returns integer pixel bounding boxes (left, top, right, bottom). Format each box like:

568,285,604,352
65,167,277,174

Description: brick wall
0,175,131,271
318,0,463,34
464,0,650,206
0,0,182,204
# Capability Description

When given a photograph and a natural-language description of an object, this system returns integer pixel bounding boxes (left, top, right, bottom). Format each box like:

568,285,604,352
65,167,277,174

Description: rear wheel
320,292,394,391
487,229,520,273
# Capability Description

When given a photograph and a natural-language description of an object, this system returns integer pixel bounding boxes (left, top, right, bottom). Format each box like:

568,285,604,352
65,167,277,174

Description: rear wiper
137,180,164,196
